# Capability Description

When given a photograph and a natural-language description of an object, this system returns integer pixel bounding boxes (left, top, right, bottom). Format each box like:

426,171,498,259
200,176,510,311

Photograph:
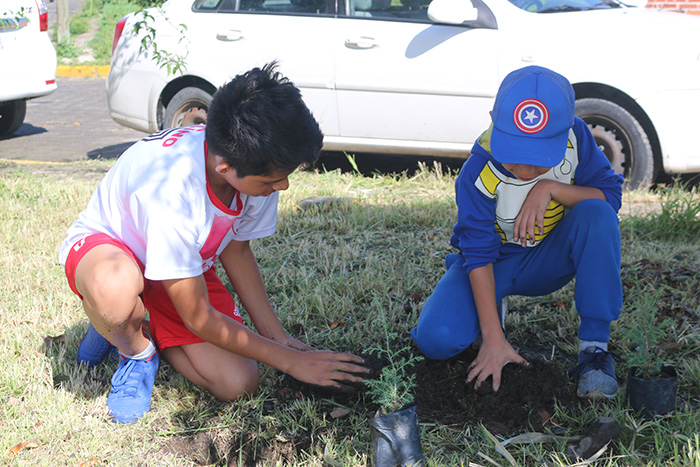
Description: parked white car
0,0,57,136
106,0,700,189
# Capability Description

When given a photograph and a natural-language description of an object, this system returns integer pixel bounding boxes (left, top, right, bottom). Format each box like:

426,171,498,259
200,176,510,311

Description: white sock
580,341,608,352
121,339,156,360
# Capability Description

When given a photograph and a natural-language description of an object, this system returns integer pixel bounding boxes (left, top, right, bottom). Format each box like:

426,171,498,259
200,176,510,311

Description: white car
106,0,700,189
0,0,57,136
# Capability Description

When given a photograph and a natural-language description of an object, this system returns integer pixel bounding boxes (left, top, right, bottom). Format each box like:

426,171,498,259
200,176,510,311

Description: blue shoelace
111,355,155,398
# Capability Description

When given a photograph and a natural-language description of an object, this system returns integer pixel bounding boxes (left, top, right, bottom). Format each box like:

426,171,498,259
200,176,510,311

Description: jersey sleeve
450,147,503,273
572,118,624,212
231,191,279,242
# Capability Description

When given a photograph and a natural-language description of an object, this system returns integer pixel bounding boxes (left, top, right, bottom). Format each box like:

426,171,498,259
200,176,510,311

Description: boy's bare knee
210,366,260,402
82,262,141,310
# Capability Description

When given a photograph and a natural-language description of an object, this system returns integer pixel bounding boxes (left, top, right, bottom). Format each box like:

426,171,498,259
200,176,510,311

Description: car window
346,0,431,21
193,0,330,15
506,0,623,12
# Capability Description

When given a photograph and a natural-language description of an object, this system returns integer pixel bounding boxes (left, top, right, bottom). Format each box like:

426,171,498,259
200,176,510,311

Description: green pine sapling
617,289,673,378
364,308,423,414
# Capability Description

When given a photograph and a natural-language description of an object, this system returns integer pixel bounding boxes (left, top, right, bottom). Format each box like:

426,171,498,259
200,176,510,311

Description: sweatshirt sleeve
572,118,624,212
450,147,503,273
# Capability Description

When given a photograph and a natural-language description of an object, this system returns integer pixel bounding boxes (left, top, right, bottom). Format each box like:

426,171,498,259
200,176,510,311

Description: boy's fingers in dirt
333,352,367,365
466,364,485,385
491,372,502,392
333,362,370,379
518,357,531,368
478,369,500,392
332,372,366,385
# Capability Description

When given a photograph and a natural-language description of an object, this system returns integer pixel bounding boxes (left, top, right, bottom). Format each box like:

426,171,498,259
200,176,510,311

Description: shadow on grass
41,321,177,405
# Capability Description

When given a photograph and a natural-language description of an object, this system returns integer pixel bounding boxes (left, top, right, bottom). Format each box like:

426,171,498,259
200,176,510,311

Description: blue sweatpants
411,198,622,360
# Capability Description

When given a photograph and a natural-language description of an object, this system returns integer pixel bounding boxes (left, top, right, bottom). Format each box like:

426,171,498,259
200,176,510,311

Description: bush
69,15,89,35
89,0,141,63
55,40,82,59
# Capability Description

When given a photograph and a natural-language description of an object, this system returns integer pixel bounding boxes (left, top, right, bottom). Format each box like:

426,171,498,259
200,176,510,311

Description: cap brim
490,126,568,168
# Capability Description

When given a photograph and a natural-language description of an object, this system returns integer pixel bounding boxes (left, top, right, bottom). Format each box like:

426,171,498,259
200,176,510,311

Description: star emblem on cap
513,99,549,134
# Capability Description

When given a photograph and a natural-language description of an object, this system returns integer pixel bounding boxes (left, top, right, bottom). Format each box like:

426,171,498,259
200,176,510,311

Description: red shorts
64,233,244,350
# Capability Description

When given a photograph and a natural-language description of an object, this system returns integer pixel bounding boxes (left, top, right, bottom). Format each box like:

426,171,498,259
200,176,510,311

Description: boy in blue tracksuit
411,66,624,399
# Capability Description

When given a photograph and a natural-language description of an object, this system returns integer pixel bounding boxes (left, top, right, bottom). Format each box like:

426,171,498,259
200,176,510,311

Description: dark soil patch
276,340,581,437
413,347,579,435
159,341,582,464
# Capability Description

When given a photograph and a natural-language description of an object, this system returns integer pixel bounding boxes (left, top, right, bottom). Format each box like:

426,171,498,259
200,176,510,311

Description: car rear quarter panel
0,0,56,102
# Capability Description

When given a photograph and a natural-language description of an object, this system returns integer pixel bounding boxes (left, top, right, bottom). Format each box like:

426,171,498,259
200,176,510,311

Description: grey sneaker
568,346,621,400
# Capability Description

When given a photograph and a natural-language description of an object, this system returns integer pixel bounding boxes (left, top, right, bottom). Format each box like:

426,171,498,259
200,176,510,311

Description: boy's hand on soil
466,338,529,392
289,351,370,390
514,180,553,247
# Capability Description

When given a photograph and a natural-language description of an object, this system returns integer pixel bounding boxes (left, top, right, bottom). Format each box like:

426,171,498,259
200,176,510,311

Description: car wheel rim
586,119,628,177
172,102,208,128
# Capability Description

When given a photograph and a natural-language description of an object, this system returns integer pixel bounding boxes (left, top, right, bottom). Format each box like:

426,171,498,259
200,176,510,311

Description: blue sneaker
107,352,160,424
568,346,621,400
77,324,114,367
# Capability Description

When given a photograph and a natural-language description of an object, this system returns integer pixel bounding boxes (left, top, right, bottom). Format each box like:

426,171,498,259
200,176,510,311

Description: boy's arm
466,264,529,392
162,272,368,388
514,180,604,247
218,239,302,348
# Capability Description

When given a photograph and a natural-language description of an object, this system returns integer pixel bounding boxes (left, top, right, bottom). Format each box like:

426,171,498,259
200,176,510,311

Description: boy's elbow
180,308,211,336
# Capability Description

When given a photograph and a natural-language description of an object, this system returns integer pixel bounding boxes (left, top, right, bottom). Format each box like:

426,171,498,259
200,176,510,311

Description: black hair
205,62,323,178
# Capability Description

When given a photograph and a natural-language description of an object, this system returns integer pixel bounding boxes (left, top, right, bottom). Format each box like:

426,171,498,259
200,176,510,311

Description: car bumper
638,89,700,174
0,33,56,102
0,77,56,102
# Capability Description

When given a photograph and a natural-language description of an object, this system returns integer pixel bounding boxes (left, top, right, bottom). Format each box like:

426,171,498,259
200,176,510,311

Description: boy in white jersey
59,64,369,424
411,66,624,400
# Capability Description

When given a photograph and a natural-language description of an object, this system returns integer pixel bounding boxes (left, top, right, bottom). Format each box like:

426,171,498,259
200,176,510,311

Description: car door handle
216,30,243,41
345,36,376,49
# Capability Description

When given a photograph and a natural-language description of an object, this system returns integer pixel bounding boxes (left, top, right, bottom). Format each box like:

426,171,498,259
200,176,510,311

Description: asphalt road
0,77,146,162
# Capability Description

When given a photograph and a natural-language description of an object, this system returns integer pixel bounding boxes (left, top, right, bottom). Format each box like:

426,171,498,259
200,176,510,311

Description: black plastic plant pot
370,405,425,467
626,366,678,420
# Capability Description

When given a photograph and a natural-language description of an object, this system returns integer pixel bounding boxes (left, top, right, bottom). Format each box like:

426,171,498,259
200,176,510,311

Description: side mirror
428,0,479,23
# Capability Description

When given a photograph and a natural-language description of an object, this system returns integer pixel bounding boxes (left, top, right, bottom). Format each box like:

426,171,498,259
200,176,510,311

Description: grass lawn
0,158,698,466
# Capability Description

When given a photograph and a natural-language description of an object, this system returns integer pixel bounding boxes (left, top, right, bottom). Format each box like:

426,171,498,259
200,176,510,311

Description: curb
56,65,111,78
0,158,68,165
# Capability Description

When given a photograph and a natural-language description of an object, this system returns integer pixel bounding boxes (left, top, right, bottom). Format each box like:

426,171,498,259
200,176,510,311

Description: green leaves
132,7,189,76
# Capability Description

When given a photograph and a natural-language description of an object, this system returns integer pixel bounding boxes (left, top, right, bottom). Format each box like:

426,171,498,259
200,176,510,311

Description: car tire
575,98,654,190
0,100,27,136
163,87,212,129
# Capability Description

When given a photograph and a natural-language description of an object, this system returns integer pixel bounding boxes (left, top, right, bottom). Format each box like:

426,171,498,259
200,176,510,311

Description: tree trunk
56,0,70,43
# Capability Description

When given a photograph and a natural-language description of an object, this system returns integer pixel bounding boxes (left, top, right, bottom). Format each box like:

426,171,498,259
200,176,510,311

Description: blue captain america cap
490,66,575,168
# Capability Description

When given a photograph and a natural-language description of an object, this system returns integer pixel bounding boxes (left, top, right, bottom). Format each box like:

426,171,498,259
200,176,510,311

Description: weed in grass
681,357,700,392
621,179,700,242
681,434,700,467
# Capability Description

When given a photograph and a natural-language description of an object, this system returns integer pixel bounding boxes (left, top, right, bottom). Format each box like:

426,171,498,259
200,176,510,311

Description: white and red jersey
58,126,278,281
